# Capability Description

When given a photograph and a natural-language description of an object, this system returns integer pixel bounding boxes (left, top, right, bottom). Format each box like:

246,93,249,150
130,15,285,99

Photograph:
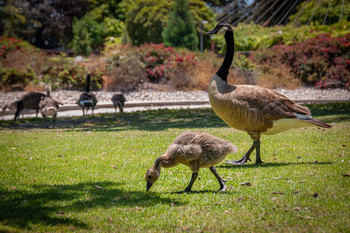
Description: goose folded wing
236,87,311,121
257,91,311,121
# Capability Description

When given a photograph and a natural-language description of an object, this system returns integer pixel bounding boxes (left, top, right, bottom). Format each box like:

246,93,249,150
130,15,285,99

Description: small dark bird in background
77,74,97,116
39,85,63,128
111,93,126,113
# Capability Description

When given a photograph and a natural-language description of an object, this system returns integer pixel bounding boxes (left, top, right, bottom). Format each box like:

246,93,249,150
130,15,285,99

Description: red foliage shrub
253,33,350,89
139,43,196,83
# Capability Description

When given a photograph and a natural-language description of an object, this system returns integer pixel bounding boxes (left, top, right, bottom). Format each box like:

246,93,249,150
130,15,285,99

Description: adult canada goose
206,23,331,165
111,93,126,113
39,86,63,128
13,92,46,120
77,74,97,116
145,131,238,192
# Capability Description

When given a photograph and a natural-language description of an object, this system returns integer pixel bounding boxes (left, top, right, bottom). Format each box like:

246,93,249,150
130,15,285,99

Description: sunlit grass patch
0,104,349,232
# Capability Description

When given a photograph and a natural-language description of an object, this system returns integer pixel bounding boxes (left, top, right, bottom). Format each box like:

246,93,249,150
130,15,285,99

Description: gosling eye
148,175,152,179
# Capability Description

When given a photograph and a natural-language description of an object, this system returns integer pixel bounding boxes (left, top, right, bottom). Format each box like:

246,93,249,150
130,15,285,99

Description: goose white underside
43,107,57,117
79,100,94,107
264,117,314,135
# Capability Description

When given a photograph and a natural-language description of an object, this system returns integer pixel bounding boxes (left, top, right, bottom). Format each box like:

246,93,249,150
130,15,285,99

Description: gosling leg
225,141,255,165
176,172,198,193
209,166,227,192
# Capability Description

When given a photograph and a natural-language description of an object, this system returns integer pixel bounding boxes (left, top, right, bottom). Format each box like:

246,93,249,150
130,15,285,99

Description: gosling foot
216,180,227,192
173,189,192,194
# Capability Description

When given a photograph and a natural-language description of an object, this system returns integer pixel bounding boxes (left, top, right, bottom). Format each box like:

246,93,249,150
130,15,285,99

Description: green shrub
42,55,103,90
71,13,124,56
0,67,36,90
212,21,350,52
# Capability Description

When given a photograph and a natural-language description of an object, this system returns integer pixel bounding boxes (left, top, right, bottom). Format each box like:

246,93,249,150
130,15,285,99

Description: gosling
145,131,238,193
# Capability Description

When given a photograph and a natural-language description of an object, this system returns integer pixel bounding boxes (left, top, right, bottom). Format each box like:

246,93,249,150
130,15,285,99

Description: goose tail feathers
301,118,332,128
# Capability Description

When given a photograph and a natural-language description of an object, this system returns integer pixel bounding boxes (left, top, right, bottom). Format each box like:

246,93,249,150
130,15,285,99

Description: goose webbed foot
226,156,251,165
225,140,260,165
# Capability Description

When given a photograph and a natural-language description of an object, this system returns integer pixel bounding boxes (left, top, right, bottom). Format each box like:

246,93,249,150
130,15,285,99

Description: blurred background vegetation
0,0,349,91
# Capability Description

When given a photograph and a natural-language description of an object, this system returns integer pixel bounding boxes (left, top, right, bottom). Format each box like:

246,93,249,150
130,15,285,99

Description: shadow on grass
0,181,183,231
0,108,227,131
217,161,333,169
1,102,349,132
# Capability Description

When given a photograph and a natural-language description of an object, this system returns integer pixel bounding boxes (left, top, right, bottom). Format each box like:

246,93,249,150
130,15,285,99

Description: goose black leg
225,141,255,165
210,166,227,192
255,140,264,164
226,140,264,165
43,116,48,128
52,115,56,129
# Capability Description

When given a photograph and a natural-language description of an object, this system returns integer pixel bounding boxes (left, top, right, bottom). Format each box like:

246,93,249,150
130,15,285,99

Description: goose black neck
216,30,234,82
86,75,91,92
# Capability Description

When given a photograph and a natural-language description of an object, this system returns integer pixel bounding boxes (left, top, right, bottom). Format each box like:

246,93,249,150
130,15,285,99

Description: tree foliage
126,0,173,45
162,0,198,50
70,2,124,55
125,0,215,47
290,0,350,26
0,0,89,49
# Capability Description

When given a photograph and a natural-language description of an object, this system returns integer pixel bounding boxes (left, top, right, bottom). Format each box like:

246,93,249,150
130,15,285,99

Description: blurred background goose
206,23,331,165
111,93,126,113
77,74,97,116
145,131,238,192
39,85,63,128
10,92,46,120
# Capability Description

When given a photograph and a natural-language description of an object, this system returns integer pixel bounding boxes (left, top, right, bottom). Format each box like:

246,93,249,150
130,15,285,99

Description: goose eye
148,175,152,179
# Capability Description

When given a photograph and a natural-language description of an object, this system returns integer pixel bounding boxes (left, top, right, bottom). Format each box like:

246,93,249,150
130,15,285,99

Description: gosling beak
206,29,216,35
146,181,153,191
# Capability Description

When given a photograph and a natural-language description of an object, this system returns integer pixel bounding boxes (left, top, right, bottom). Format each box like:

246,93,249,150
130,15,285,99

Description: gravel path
0,88,349,106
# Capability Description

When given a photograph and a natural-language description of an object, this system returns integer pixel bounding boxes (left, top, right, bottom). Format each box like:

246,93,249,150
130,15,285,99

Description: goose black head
206,23,233,36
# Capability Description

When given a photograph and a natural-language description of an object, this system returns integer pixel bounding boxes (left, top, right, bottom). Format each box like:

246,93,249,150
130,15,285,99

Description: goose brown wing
236,86,311,121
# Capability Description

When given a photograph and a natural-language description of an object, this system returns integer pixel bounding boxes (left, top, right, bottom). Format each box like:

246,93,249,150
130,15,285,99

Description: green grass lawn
0,103,349,232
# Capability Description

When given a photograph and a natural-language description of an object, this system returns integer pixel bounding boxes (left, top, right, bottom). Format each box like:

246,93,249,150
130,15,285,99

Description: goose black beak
206,29,216,35
146,181,153,191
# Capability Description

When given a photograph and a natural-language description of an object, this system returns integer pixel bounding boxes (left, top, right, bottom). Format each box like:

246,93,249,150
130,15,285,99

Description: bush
104,47,146,91
0,67,36,90
253,33,350,88
139,43,174,82
42,55,103,90
212,21,350,52
0,37,45,90
256,64,301,89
